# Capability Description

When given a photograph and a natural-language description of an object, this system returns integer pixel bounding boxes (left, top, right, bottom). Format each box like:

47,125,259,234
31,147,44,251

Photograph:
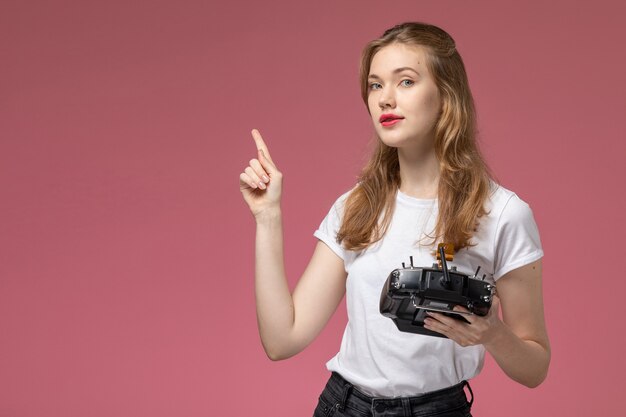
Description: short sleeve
493,194,544,280
313,191,351,261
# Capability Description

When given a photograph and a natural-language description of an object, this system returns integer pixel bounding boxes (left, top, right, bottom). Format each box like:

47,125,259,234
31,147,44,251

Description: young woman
239,22,550,417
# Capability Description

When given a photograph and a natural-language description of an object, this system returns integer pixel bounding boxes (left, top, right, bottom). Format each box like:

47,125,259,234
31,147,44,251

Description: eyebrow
368,67,419,79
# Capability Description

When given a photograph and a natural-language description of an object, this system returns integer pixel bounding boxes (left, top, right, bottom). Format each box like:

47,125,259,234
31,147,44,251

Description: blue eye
401,79,414,87
369,82,382,90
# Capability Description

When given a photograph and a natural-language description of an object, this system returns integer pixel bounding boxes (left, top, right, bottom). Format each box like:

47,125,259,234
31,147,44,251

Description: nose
378,86,395,109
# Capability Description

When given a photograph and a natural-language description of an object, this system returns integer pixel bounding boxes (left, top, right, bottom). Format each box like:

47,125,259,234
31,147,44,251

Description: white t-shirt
313,182,543,397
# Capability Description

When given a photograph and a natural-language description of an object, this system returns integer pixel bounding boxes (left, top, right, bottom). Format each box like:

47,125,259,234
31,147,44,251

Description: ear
436,88,446,116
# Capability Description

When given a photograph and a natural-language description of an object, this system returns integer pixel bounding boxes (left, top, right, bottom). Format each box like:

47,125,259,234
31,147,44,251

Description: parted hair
336,22,493,252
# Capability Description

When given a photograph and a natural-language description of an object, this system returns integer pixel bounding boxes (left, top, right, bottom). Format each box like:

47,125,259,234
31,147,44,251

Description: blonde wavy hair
337,22,493,252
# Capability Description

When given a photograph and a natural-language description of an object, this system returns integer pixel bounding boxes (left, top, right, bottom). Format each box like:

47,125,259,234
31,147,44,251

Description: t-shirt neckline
396,189,438,207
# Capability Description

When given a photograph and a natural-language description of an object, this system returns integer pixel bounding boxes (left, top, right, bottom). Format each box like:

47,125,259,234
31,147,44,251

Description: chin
377,130,435,151
377,134,409,148
377,139,399,149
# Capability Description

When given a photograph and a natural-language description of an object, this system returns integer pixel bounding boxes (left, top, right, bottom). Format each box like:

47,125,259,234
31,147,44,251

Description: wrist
482,319,509,350
255,206,282,224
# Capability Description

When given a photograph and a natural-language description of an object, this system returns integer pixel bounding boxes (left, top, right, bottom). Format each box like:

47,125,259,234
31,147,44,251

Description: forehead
369,43,430,76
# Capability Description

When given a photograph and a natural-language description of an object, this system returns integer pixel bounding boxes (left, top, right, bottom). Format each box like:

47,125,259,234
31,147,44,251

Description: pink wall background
1,0,625,416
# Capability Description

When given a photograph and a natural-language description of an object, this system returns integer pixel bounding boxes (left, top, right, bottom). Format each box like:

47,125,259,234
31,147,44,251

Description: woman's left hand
423,296,503,347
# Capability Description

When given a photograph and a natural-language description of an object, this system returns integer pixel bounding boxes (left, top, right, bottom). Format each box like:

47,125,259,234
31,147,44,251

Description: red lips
379,113,404,123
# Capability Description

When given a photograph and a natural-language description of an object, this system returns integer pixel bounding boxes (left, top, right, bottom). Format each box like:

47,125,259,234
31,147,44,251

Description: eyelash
369,79,414,90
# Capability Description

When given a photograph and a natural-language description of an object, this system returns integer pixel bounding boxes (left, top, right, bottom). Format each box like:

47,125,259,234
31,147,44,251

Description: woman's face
367,43,442,151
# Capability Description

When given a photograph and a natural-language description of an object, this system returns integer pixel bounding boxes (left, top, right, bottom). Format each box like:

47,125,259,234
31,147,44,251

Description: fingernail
258,181,266,189
262,175,270,183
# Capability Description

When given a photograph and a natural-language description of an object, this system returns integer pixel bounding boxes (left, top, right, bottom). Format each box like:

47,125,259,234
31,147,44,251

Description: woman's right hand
239,129,283,219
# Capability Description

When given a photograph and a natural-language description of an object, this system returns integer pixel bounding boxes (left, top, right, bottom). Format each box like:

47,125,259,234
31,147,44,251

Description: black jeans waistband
322,372,473,416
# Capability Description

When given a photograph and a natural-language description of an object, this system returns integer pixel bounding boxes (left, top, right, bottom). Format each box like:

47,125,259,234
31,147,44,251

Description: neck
397,145,440,199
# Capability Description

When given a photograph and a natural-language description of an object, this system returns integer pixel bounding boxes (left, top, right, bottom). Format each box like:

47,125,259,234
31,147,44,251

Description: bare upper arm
496,259,550,351
287,240,347,356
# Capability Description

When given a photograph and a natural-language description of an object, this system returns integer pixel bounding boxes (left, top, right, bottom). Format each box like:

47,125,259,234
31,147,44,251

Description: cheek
367,100,380,124
429,90,442,116
367,95,377,114
421,92,441,122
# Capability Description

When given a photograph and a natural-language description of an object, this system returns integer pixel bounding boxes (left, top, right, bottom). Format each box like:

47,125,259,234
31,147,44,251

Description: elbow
519,351,551,388
513,337,551,388
265,349,287,361
262,342,298,362
259,330,305,361
509,366,548,388
521,372,548,388
529,362,551,388
265,348,298,361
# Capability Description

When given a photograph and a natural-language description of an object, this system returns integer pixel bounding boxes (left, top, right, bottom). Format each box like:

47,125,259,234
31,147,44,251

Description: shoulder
339,185,358,203
487,183,543,280
317,184,359,225
314,185,360,254
329,184,359,211
487,181,536,226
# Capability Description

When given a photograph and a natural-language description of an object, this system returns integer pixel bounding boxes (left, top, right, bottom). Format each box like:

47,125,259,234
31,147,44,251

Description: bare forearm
254,208,295,360
485,322,551,388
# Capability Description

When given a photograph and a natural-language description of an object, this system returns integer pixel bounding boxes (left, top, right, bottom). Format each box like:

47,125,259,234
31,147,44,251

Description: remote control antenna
409,256,414,267
474,266,481,279
439,246,452,288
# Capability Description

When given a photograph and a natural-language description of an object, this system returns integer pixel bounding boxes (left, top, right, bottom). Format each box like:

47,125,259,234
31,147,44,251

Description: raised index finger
251,129,274,164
